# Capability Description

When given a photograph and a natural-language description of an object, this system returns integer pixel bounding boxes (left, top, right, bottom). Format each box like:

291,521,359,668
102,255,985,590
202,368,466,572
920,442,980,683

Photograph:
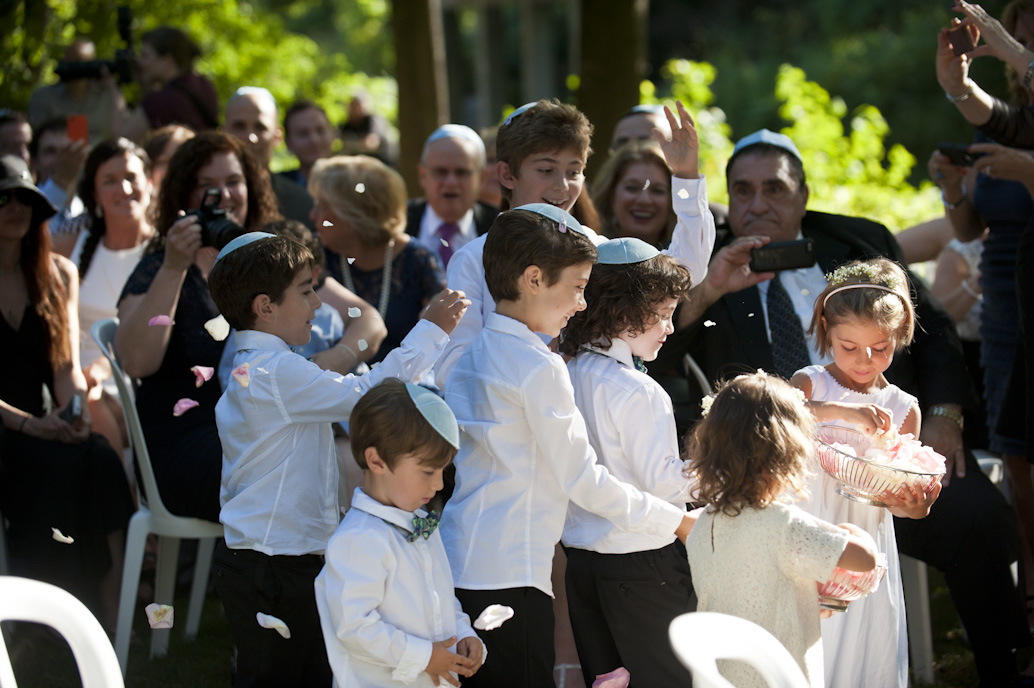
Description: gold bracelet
928,405,964,430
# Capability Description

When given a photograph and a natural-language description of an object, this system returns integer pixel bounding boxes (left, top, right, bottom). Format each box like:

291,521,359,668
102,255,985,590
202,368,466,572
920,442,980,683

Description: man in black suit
406,124,497,268
660,129,1028,685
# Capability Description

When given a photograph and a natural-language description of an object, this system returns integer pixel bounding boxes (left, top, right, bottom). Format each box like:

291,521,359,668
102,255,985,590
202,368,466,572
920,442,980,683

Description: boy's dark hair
483,209,598,303
261,218,325,271
208,235,314,330
495,99,593,202
560,254,691,356
350,379,457,471
283,99,328,138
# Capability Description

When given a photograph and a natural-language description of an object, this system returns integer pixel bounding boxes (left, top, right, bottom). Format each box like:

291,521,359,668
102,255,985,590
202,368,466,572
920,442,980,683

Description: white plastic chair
0,575,125,687
669,612,809,688
92,318,224,675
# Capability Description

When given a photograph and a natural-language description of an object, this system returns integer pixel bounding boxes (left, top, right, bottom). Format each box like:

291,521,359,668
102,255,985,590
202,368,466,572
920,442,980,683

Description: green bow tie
407,511,440,542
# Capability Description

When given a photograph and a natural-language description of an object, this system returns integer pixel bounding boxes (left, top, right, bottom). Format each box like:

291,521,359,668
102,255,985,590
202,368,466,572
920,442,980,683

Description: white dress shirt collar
349,488,431,536
583,338,637,370
233,328,292,353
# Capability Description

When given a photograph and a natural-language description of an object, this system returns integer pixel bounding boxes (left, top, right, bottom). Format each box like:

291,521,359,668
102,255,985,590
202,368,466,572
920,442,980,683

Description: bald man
223,87,314,229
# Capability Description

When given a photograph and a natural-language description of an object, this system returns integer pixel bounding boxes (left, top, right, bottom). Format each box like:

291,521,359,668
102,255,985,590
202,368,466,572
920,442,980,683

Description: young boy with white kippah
207,231,469,686
315,379,485,688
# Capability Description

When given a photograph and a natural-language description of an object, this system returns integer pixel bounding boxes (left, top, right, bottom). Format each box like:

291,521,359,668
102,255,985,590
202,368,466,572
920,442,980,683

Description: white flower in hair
700,394,715,417
792,388,807,406
825,263,901,290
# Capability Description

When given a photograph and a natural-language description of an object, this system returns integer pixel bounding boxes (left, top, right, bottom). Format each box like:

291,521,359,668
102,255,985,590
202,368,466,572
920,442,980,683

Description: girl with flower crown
791,257,942,688
684,371,877,688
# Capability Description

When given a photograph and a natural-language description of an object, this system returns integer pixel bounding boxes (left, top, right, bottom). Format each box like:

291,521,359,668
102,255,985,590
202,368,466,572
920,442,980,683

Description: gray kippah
596,237,660,265
405,383,460,449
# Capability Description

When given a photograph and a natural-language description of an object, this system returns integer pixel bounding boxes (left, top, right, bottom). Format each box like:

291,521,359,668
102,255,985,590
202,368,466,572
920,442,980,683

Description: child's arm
314,277,387,369
835,522,878,572
656,100,717,287
422,288,470,336
790,372,894,435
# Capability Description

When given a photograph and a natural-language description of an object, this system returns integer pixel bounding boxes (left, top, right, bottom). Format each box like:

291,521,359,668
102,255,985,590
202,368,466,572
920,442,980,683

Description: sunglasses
0,189,36,209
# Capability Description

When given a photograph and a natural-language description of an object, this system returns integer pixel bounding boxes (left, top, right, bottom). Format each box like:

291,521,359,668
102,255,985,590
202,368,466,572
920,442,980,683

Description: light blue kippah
426,124,486,155
513,203,589,238
732,129,802,163
627,104,665,116
405,383,459,449
214,232,276,265
596,237,660,265
502,102,537,127
228,86,278,112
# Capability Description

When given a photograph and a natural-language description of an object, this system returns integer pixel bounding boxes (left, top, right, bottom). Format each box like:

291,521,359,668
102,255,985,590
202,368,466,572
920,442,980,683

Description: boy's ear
519,264,543,295
365,447,389,475
497,160,517,191
252,293,275,323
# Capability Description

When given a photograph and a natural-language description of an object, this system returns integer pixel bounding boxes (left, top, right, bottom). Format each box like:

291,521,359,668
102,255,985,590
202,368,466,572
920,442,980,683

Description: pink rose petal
145,603,174,629
191,365,214,388
593,667,630,688
232,363,251,387
173,398,199,416
148,315,175,327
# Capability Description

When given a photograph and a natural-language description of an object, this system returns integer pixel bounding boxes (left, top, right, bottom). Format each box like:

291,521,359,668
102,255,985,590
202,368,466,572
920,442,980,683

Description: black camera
188,188,247,250
55,8,134,83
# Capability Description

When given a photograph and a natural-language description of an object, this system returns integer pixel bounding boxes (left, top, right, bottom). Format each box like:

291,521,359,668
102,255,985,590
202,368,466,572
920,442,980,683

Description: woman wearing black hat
0,154,134,632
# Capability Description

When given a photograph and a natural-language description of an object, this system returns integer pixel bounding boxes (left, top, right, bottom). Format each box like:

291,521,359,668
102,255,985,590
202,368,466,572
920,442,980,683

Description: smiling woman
112,132,280,522
592,140,676,247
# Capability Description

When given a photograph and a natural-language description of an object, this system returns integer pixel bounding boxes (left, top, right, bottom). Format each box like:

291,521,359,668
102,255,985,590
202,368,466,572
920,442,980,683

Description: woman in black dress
0,154,133,632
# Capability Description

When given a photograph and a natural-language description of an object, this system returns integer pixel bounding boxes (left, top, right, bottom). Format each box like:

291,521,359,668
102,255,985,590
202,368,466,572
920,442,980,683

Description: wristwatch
928,405,964,430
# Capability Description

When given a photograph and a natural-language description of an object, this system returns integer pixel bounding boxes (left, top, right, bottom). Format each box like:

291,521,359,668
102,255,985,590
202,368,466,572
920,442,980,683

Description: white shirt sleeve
437,243,487,389
524,358,685,537
665,176,717,287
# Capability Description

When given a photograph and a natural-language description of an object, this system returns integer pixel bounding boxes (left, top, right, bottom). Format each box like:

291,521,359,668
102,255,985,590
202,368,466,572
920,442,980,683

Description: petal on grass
145,603,174,629
256,612,291,639
204,315,230,341
472,604,514,631
148,315,174,327
173,398,199,416
51,527,74,544
191,365,214,388
232,363,251,387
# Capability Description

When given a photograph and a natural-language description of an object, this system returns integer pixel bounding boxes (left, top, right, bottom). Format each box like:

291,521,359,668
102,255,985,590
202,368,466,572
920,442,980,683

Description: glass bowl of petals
818,553,888,612
814,425,945,507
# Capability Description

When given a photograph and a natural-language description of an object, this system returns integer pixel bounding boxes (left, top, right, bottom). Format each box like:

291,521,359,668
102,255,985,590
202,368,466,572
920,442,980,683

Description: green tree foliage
651,60,940,231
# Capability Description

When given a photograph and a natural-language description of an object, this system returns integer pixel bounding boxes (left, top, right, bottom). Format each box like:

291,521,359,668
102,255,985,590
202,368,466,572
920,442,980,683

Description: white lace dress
796,364,916,688
686,500,848,688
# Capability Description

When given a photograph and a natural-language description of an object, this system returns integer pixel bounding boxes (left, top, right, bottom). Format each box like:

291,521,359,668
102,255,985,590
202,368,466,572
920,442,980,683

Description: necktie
437,222,460,267
766,273,812,379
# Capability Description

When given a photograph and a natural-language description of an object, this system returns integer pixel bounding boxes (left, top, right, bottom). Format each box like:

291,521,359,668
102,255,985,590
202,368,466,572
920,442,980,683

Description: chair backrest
669,612,810,688
91,318,175,521
0,576,125,688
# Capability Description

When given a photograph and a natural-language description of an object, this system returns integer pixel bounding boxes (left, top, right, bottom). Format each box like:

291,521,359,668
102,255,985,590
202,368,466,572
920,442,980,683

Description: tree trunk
392,0,449,192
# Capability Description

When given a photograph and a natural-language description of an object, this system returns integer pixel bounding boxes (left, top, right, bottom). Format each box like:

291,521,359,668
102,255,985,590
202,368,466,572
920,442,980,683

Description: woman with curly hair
0,154,133,631
114,131,279,522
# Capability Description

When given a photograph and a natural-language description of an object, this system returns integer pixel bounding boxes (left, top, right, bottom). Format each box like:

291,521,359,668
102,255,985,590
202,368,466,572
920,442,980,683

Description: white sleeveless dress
796,364,916,688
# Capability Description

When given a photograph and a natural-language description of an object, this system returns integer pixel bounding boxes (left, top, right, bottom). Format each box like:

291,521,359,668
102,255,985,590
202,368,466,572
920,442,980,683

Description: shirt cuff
392,636,432,684
671,175,708,217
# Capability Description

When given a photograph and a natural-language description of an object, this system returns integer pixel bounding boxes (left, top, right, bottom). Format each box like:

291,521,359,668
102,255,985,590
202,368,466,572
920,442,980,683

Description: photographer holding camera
109,26,218,143
113,131,277,522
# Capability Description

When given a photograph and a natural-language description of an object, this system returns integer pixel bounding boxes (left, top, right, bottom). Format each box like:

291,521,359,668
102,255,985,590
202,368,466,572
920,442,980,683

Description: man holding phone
655,128,1028,686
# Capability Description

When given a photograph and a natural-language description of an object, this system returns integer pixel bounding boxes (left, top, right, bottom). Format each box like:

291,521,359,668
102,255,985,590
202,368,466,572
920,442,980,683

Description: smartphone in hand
67,115,88,144
750,239,816,273
948,24,978,56
59,396,82,423
937,142,985,168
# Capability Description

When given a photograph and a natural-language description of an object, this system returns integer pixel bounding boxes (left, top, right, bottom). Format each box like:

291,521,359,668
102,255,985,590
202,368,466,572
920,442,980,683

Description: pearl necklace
339,239,395,318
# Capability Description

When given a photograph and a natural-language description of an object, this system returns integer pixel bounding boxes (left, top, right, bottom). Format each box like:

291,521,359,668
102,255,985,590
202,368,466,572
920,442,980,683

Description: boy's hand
423,289,470,335
653,100,700,179
883,480,942,520
456,636,484,675
425,636,476,686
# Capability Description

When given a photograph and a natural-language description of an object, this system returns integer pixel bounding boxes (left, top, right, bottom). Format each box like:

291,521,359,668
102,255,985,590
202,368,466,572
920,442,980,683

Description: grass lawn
1,565,1022,686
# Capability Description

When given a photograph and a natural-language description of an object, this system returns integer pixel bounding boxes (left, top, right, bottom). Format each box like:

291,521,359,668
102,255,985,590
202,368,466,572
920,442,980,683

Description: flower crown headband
821,264,904,309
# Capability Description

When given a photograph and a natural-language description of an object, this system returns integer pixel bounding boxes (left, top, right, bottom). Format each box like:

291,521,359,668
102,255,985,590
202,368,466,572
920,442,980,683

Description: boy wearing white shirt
315,380,485,687
439,206,697,687
207,232,468,687
560,237,699,684
435,98,716,389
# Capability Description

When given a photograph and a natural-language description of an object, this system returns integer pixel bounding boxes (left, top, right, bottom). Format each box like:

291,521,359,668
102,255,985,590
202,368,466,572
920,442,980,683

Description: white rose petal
676,188,690,200
348,307,361,318
703,320,716,327
322,220,334,228
357,339,369,352
355,183,366,193
204,315,230,341
51,527,74,544
145,603,174,629
747,312,755,318
347,257,356,265
256,612,291,639
473,604,514,631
